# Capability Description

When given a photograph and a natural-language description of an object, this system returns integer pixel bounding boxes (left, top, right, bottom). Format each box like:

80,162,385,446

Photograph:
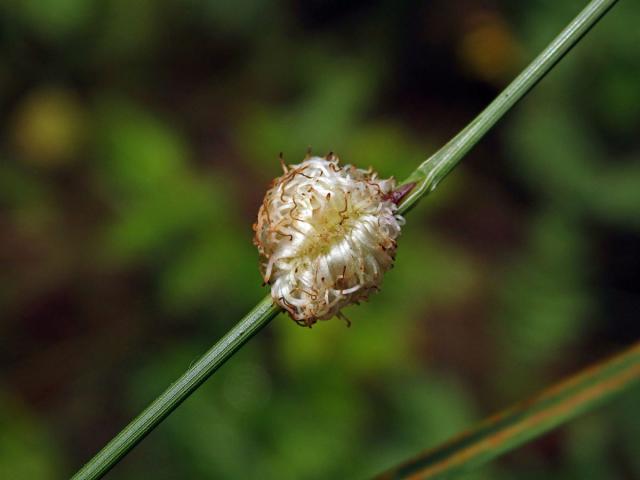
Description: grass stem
72,0,619,477
398,0,618,215
374,341,640,479
71,295,280,480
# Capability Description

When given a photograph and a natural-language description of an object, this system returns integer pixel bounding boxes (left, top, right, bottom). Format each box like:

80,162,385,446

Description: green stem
374,341,640,479
72,0,619,478
397,0,618,215
71,295,281,480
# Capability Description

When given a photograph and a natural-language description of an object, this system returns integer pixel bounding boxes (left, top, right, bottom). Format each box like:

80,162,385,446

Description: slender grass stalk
71,296,280,480
374,341,640,480
397,0,618,215
72,0,619,478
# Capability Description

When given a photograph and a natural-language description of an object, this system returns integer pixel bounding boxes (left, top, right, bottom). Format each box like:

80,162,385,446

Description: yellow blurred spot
458,12,523,85
12,87,86,167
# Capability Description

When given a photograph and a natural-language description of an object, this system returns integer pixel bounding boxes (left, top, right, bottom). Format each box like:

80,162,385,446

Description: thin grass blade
71,295,280,480
71,0,620,478
398,0,618,214
374,342,640,479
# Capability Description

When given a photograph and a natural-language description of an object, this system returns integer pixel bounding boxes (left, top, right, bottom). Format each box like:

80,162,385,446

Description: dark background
1,0,639,478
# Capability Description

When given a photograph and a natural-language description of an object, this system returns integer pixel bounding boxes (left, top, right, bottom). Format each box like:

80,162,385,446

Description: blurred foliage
0,0,638,479
0,394,62,479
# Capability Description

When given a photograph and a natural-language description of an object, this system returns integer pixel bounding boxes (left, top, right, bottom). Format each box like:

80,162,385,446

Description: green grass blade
71,295,280,480
71,0,619,478
374,342,640,479
398,0,619,215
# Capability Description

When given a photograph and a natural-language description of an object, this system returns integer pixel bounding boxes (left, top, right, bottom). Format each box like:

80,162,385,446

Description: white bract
253,155,404,326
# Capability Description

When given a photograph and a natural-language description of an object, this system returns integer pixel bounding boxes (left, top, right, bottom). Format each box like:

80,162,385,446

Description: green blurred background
1,1,639,478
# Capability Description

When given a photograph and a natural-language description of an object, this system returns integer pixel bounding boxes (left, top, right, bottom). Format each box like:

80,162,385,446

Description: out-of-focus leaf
361,374,486,479
614,385,640,475
11,88,86,167
566,413,615,480
186,0,277,35
95,97,189,196
92,0,160,61
9,0,97,41
0,392,62,480
239,58,379,170
495,210,591,393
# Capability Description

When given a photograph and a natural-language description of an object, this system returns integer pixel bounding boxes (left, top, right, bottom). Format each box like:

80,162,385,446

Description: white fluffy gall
253,155,405,327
